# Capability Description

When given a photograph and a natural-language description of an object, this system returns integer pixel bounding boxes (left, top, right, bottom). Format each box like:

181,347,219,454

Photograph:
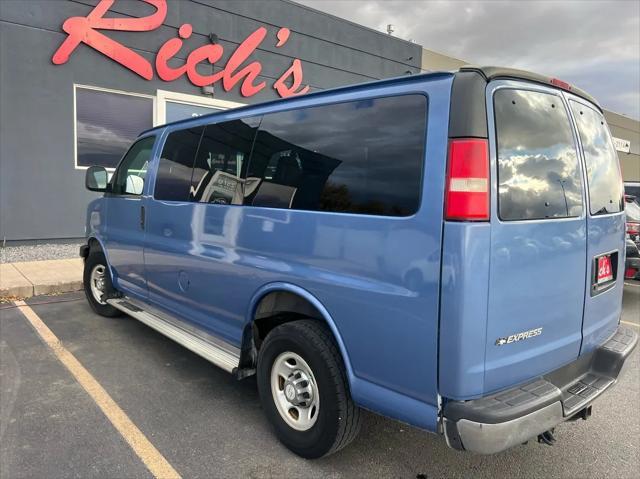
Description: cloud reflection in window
495,89,583,220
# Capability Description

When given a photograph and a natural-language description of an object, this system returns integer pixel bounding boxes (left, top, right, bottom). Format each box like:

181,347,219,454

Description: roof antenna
386,24,394,35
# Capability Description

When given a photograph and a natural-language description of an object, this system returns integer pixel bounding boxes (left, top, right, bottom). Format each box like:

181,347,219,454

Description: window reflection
246,95,427,216
495,89,583,220
155,127,204,202
569,102,623,215
76,88,153,168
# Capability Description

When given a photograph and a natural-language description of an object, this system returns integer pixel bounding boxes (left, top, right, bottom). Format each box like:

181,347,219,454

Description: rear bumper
443,325,637,454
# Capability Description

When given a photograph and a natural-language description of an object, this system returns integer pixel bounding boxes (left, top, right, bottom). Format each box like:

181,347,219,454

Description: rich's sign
52,0,309,98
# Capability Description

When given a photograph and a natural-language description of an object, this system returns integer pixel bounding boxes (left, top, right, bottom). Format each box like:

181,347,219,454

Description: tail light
627,222,640,235
445,138,490,221
625,267,637,279
550,78,572,92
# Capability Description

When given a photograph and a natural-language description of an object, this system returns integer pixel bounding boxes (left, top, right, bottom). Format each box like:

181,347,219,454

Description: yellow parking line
620,320,639,328
14,301,181,479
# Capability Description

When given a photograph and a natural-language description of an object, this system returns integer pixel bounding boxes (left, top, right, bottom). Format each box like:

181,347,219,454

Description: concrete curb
1,259,83,299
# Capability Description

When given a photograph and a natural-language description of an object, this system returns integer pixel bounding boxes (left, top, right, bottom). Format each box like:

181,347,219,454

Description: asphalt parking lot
1,284,639,479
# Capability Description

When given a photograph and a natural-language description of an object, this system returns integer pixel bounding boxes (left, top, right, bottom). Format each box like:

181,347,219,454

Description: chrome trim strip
122,296,241,358
107,297,240,373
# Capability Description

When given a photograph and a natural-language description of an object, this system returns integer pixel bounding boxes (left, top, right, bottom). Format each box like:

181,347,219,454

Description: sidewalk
0,258,83,299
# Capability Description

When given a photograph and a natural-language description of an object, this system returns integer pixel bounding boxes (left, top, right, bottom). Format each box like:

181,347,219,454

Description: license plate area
591,251,618,295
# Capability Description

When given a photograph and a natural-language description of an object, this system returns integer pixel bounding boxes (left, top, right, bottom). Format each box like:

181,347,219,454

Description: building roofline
283,0,420,47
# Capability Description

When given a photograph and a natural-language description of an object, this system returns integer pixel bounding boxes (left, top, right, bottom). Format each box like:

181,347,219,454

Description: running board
107,298,240,373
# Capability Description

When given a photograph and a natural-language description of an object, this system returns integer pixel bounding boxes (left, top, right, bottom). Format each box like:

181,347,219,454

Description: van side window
190,119,260,205
246,95,427,216
111,136,156,196
155,127,204,201
494,89,583,221
569,102,623,215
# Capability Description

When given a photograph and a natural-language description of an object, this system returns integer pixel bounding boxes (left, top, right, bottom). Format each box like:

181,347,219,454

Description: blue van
82,66,637,458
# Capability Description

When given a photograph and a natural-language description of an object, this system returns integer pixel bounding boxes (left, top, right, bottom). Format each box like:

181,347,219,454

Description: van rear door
484,82,587,393
567,98,625,353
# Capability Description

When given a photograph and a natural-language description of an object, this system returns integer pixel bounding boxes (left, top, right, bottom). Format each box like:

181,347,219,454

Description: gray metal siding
0,0,422,240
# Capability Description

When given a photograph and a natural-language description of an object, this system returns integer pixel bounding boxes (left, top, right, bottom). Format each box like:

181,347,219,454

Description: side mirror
85,166,108,192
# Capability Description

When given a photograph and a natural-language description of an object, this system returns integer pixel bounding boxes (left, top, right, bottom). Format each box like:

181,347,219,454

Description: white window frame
73,84,156,171
155,89,245,125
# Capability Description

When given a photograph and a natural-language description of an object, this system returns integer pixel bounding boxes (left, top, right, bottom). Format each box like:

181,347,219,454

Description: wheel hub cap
283,369,314,407
270,352,319,431
89,264,107,305
285,384,296,401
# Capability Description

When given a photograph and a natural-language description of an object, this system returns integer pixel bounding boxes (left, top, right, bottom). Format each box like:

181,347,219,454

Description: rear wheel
83,250,121,317
257,320,361,458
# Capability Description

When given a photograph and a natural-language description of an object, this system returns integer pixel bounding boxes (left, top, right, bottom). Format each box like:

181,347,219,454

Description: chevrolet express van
82,66,637,458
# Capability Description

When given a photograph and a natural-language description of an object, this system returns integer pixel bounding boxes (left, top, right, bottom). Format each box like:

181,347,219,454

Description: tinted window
495,89,583,220
111,136,155,196
570,102,624,215
154,127,204,201
76,87,153,168
625,185,640,202
191,119,260,204
247,95,427,216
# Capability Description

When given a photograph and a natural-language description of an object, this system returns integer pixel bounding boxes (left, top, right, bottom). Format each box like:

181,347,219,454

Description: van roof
141,65,599,136
460,65,601,108
140,70,453,136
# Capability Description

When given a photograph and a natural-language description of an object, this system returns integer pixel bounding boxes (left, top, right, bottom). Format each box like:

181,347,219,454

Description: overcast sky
295,0,640,120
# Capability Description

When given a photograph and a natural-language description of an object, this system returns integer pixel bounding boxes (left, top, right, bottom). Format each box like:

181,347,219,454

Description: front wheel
257,320,362,458
83,250,121,317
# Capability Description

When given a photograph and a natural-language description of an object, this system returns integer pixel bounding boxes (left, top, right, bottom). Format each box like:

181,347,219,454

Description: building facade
1,1,637,242
604,110,640,183
0,0,422,241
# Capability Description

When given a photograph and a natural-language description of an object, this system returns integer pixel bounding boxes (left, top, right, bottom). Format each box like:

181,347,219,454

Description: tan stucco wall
604,111,640,182
421,49,466,72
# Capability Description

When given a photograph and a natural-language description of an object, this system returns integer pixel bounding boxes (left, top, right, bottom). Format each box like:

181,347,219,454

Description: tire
257,319,362,458
83,250,121,317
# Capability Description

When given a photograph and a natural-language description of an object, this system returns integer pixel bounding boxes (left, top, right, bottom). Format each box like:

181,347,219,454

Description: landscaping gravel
0,241,84,264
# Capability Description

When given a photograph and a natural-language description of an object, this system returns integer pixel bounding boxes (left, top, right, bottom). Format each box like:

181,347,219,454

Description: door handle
140,205,145,230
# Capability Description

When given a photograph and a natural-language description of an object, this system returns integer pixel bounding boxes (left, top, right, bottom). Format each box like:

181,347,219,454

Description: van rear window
494,89,583,221
569,101,623,215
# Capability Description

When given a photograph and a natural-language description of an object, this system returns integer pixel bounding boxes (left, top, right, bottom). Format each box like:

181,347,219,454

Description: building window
155,90,244,125
75,86,153,169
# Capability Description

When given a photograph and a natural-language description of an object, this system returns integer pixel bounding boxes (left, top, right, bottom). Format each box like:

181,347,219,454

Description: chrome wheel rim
270,351,319,431
89,264,107,305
